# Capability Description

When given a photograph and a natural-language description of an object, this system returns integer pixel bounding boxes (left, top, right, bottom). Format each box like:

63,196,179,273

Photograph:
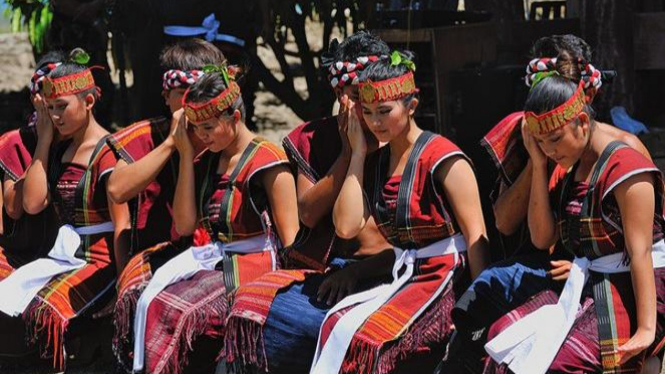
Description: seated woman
107,39,226,372
0,51,63,360
483,74,665,374
0,49,131,371
222,31,393,374
313,51,490,374
0,50,64,281
130,66,299,374
444,34,651,373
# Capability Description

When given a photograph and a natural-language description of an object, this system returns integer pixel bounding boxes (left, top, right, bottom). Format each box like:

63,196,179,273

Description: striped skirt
483,268,665,374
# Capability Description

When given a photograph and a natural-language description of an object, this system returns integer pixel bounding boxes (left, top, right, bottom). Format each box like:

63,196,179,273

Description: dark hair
160,39,227,71
524,75,594,123
35,50,67,71
359,50,419,104
49,49,99,100
333,31,390,62
530,34,593,82
185,73,246,121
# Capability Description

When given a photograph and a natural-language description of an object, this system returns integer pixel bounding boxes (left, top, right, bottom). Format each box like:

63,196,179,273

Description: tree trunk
580,0,636,120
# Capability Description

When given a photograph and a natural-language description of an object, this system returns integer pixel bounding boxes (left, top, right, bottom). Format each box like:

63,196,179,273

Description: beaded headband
359,71,418,104
525,80,586,135
182,80,241,123
42,69,96,99
30,62,62,95
328,56,382,88
525,57,603,95
163,69,205,90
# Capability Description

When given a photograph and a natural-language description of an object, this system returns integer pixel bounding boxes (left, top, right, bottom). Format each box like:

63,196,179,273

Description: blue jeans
262,258,386,373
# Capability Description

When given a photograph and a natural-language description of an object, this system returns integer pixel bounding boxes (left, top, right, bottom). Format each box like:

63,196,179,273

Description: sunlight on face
533,117,589,168
189,114,237,153
45,94,89,137
360,100,410,144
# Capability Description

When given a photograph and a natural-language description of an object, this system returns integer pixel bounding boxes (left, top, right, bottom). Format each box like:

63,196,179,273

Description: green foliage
4,0,52,53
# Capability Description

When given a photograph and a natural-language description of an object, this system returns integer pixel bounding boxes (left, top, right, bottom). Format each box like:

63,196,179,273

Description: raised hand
171,108,194,158
346,101,367,156
34,96,54,144
521,119,547,167
337,94,351,153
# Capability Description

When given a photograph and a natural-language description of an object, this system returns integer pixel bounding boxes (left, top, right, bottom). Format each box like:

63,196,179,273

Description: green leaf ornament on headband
202,64,233,86
390,51,416,72
530,71,560,89
70,48,91,66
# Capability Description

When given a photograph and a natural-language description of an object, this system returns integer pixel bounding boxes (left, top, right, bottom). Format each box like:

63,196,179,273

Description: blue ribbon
163,13,246,47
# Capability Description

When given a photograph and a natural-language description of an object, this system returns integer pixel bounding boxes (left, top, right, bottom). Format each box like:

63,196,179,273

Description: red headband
359,71,418,104
182,80,241,123
42,69,97,99
525,80,586,135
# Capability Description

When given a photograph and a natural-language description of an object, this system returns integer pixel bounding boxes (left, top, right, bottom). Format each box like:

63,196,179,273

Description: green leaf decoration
530,71,559,89
389,51,416,72
70,48,91,65
202,64,231,86
390,51,402,66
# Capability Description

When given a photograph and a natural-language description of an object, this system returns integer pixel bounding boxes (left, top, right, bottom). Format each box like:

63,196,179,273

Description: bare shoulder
597,122,650,159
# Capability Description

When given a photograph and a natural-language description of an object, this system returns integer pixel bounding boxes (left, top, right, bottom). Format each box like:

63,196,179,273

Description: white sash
0,222,115,316
132,234,272,372
310,234,467,374
485,239,665,374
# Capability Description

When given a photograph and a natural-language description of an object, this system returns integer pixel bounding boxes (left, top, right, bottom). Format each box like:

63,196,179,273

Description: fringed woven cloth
134,138,288,374
479,112,527,189
142,269,227,374
20,138,118,370
113,241,179,371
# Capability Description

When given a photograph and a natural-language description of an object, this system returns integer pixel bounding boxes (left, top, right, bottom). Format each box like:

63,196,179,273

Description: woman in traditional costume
223,31,393,374
0,51,64,360
0,49,131,370
313,51,490,374
0,51,65,282
107,39,226,372
129,66,299,374
444,35,650,373
483,73,665,374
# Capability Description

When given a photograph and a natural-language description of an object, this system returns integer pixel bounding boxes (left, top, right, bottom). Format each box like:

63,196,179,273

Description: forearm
4,179,25,220
494,162,532,235
107,143,175,203
631,249,657,334
528,162,556,249
333,153,368,239
173,154,197,236
22,140,51,214
466,232,491,279
298,152,350,228
113,228,131,277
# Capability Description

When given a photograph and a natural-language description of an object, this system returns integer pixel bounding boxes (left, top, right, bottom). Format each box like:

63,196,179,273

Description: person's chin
206,143,222,153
